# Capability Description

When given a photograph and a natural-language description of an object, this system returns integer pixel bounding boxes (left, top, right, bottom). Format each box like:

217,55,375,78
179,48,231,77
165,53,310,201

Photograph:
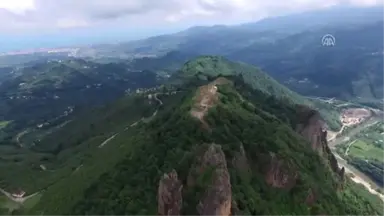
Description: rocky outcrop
295,105,345,182
158,170,183,215
339,167,345,181
232,144,250,175
295,105,326,154
231,200,241,215
305,188,316,206
323,135,344,181
188,144,232,216
265,152,298,189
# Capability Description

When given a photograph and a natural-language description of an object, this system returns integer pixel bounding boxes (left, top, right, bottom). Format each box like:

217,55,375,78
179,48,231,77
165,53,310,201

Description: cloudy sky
0,0,382,51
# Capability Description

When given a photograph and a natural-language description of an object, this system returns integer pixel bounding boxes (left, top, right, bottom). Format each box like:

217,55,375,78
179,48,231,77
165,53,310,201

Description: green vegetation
22,194,42,210
0,58,162,147
0,57,174,196
0,55,379,215
0,121,10,130
337,122,384,187
94,11,382,101
308,98,342,131
176,56,342,130
0,89,185,215
21,76,379,215
0,93,161,193
0,195,20,214
345,180,384,215
178,56,306,104
349,140,383,162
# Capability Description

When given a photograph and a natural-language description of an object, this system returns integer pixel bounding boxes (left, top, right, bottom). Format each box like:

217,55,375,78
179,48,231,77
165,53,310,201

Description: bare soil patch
341,108,372,126
190,78,231,128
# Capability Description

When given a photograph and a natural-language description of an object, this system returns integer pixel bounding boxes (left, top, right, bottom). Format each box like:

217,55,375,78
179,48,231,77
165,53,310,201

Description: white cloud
349,0,382,6
0,0,35,14
56,18,89,28
0,0,382,33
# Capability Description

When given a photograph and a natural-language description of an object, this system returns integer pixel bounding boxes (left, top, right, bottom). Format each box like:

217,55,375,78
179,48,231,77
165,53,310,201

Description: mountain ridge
173,56,342,131
0,56,381,215
55,76,378,215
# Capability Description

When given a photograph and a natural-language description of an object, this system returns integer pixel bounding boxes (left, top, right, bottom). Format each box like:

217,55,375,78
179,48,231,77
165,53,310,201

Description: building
11,190,25,198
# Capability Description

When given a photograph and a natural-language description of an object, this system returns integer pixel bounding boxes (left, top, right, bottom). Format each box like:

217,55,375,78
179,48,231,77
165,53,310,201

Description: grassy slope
349,140,383,162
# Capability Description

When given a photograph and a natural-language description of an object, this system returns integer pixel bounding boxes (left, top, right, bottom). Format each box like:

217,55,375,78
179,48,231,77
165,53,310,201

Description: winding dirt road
328,118,384,201
1,92,172,208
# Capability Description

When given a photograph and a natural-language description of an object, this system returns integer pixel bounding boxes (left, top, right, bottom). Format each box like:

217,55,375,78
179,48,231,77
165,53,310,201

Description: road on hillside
0,188,39,204
328,118,379,148
101,94,165,145
328,117,384,201
154,93,163,105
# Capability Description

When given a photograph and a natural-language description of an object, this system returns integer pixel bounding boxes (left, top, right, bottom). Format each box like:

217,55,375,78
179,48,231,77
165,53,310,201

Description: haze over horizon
0,0,382,52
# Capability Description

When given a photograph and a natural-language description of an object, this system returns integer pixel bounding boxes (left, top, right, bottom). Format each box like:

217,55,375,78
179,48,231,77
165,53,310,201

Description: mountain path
344,139,357,156
98,133,118,148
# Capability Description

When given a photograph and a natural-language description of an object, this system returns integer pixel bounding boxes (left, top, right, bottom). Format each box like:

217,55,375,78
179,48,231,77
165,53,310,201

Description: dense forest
349,158,384,187
175,56,342,130
24,76,380,215
0,59,162,140
0,6,382,214
0,56,380,215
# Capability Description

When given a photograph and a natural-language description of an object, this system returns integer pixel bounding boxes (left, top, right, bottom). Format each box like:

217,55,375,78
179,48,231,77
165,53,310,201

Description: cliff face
295,105,344,181
156,85,349,215
265,153,298,189
158,170,183,215
159,144,232,216
156,105,347,215
232,144,250,175
188,144,232,216
305,188,316,206
295,105,326,153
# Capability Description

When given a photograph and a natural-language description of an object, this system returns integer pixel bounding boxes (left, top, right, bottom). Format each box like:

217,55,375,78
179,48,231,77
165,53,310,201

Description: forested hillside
173,56,341,130
0,93,160,193
0,4,382,216
0,55,380,215
81,6,382,101
0,58,162,142
23,75,380,215
229,21,383,99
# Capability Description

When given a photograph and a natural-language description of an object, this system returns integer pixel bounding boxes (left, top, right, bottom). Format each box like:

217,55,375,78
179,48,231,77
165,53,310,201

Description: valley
0,5,382,215
0,57,380,215
316,95,384,202
327,117,384,201
0,53,381,215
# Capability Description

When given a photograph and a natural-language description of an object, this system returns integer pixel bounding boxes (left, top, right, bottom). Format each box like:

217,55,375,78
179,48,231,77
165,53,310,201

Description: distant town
0,47,80,57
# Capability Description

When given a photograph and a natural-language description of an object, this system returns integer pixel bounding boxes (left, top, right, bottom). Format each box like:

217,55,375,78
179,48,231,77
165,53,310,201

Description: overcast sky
0,0,382,51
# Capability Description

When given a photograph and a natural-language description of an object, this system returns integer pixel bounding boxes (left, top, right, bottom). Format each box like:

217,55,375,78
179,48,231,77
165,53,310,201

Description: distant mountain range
0,5,383,216
0,6,381,136
91,6,382,56
87,6,382,101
